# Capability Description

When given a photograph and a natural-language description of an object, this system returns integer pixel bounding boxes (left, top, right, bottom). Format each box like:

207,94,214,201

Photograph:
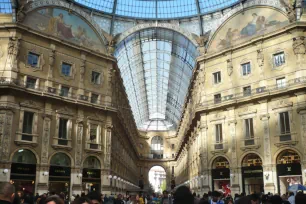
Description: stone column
101,124,112,195
297,102,306,184
0,109,13,182
46,44,55,87
199,113,210,192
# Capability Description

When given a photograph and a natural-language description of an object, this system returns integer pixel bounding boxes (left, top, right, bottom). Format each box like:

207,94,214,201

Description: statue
101,30,120,56
227,59,233,76
80,59,86,83
257,49,264,67
280,0,297,22
192,31,211,54
293,36,306,55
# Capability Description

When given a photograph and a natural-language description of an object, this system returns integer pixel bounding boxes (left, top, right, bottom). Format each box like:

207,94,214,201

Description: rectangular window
58,118,68,145
171,144,175,149
243,86,252,96
27,52,39,67
245,118,254,138
91,71,101,84
215,124,223,150
213,72,221,84
273,52,285,67
61,63,72,76
276,78,286,88
22,112,34,141
242,62,251,76
279,112,291,141
60,86,69,97
26,77,36,89
172,166,175,175
89,125,98,149
214,94,221,104
91,93,99,104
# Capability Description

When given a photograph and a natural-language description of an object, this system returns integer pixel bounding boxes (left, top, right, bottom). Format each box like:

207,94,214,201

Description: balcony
15,132,38,147
85,141,103,152
211,141,228,154
240,137,260,151
274,132,298,147
139,154,174,160
52,137,72,150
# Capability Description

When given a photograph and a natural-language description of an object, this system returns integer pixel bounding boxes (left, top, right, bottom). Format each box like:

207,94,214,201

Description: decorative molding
24,48,45,72
56,106,74,116
19,100,43,110
238,107,257,117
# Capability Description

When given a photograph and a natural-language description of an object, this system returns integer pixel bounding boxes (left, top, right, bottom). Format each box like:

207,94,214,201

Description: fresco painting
208,7,289,53
24,8,105,53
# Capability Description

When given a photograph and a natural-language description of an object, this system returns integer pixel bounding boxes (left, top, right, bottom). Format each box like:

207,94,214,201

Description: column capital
228,119,237,125
260,114,270,121
297,107,306,114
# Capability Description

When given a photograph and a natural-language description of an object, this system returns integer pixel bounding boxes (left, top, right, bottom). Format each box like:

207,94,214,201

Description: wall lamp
3,169,8,174
77,173,82,178
113,176,117,180
265,173,270,180
42,171,49,176
230,173,235,178
108,175,112,179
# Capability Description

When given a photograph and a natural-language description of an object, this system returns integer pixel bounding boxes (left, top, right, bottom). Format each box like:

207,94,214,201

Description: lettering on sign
287,167,292,172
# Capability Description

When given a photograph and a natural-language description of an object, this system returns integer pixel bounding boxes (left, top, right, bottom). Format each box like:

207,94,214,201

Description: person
295,192,306,204
87,192,102,204
160,191,172,204
209,191,224,204
235,194,259,204
114,194,124,204
288,192,295,204
173,186,193,204
44,195,64,204
193,193,199,204
73,197,91,204
0,182,15,204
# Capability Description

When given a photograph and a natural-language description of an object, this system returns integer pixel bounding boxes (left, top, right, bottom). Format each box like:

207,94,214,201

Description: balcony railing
240,137,260,150
0,77,117,109
52,137,72,149
195,76,306,109
274,132,298,147
15,132,38,146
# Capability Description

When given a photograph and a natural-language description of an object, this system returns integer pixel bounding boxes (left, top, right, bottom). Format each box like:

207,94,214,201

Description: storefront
276,150,302,195
49,153,71,199
211,157,230,194
241,153,264,194
82,156,101,194
10,149,37,195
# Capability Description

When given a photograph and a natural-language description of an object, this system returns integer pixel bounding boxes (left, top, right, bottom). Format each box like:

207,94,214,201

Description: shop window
213,71,221,84
60,86,70,97
27,52,40,68
83,156,101,169
91,71,101,85
50,153,71,166
58,118,68,145
26,77,37,89
89,125,99,149
279,112,291,141
273,52,285,67
242,153,262,167
243,86,251,96
22,112,34,141
244,118,254,145
242,62,251,76
276,78,286,88
214,94,221,104
215,124,223,150
91,93,99,104
277,150,300,164
213,157,229,169
12,149,37,164
61,62,72,76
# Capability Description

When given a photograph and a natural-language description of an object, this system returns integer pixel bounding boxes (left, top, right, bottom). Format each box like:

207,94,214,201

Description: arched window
151,136,163,159
50,153,71,166
83,156,101,169
277,150,300,164
212,157,229,169
12,149,37,164
242,153,262,167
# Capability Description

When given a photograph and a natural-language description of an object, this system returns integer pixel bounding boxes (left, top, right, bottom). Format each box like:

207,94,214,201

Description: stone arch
148,165,167,192
10,148,39,164
48,151,74,167
209,155,231,170
238,151,264,168
273,148,302,165
23,1,108,46
116,23,199,47
206,5,289,53
82,155,102,169
240,152,263,167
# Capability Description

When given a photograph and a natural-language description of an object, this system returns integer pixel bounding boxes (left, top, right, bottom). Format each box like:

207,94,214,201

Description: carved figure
257,49,264,67
293,36,306,55
280,0,297,22
80,60,86,82
102,30,120,56
192,31,211,54
227,59,233,76
49,50,55,66
7,39,15,57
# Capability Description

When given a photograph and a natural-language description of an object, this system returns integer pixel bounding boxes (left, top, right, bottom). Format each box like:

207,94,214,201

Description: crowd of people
1,182,306,204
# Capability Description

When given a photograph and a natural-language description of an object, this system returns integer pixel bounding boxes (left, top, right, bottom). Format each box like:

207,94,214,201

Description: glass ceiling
75,0,240,19
115,28,198,131
0,0,12,13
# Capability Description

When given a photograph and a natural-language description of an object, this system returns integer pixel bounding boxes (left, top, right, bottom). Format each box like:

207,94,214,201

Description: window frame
27,52,40,68
243,86,252,96
241,62,251,76
213,71,221,84
273,51,286,68
91,71,101,85
276,77,286,88
214,93,221,104
215,124,223,143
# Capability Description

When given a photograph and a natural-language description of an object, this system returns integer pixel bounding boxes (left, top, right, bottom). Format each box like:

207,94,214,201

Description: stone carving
227,59,233,76
80,60,86,83
41,117,51,164
0,111,13,161
0,114,4,157
17,4,27,23
192,31,211,54
75,123,83,167
280,0,297,22
48,49,55,78
101,30,120,56
257,49,264,67
293,37,306,55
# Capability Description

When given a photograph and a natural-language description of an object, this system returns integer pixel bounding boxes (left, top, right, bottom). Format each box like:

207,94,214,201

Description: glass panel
27,52,40,67
60,86,69,97
26,77,36,89
50,153,71,166
0,0,12,13
274,52,285,67
22,112,34,141
91,71,101,84
83,156,101,169
59,118,68,141
91,94,99,103
61,63,71,76
12,149,37,164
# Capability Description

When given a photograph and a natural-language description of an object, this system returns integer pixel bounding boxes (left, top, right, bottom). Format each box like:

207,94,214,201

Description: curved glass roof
75,0,239,19
0,0,12,13
115,28,198,131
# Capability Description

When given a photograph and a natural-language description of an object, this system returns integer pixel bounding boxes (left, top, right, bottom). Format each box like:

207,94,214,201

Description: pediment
20,100,43,110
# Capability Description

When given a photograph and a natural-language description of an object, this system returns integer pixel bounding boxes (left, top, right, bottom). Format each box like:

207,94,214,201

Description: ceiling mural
208,7,289,53
23,8,106,53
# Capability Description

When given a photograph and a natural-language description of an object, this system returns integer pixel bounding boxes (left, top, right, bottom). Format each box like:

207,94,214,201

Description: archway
276,149,302,195
211,156,230,193
241,153,263,194
82,156,101,194
148,166,167,194
11,149,37,194
49,153,71,198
